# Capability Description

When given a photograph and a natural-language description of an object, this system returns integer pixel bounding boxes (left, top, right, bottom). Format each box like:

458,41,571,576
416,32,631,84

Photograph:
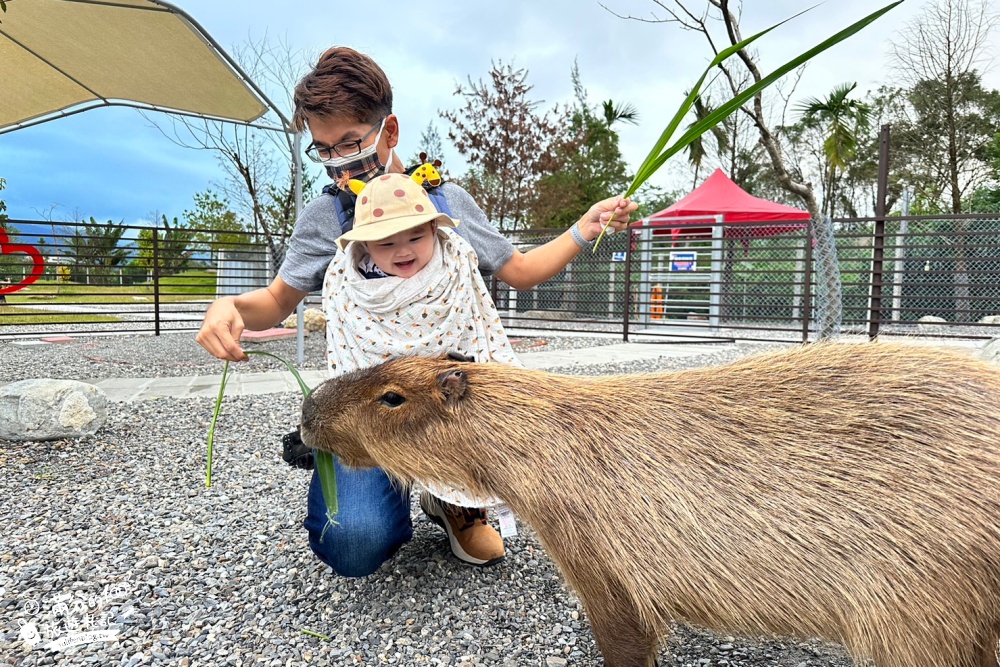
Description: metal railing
4,214,1000,345
0,220,279,338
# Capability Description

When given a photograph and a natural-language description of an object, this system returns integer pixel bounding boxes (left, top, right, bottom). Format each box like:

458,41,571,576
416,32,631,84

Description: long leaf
630,6,817,188
641,0,904,185
245,350,311,395
592,0,903,250
595,7,815,250
314,450,340,539
205,360,231,488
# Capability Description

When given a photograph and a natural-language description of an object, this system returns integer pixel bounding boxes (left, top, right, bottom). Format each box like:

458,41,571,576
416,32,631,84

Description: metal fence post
151,228,161,336
891,187,912,322
708,218,724,329
867,124,891,341
623,232,634,342
801,220,814,343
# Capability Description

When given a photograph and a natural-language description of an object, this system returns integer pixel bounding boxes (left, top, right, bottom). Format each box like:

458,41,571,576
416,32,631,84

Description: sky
1,0,998,227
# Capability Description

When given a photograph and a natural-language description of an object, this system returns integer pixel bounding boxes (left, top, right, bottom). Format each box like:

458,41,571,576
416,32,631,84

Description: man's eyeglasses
304,119,383,163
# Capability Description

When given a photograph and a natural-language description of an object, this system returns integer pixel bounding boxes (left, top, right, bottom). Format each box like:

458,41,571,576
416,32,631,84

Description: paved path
91,341,730,402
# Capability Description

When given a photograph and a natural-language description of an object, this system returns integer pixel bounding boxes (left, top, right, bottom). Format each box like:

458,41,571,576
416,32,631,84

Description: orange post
651,285,664,320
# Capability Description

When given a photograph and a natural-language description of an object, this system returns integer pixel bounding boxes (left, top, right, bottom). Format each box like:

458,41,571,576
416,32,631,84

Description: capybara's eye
378,392,406,408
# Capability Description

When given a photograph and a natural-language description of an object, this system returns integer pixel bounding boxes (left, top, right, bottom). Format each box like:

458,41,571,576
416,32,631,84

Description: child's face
365,223,437,278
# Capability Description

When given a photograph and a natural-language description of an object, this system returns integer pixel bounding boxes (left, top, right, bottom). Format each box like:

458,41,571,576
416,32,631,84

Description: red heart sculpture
0,228,45,294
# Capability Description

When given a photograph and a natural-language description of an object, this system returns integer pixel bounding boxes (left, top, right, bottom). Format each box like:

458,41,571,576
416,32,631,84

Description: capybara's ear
446,351,475,363
437,368,468,403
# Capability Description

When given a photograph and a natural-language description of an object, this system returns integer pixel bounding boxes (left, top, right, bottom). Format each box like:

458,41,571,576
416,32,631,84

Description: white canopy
0,0,280,133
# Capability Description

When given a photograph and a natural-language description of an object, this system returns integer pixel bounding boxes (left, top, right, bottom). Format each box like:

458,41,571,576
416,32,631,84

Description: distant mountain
4,221,143,256
4,221,213,264
4,222,56,248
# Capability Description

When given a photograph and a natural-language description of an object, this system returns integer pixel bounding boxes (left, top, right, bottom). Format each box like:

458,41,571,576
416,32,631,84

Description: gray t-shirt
279,182,515,293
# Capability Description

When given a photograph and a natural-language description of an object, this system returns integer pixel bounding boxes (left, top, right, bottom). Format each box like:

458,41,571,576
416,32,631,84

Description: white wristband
571,223,594,250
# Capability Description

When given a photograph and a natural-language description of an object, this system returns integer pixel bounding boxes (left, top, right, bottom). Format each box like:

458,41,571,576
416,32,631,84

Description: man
197,47,636,577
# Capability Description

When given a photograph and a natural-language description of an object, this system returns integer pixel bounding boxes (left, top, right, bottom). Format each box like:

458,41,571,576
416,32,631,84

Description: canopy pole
293,132,305,365
0,100,288,136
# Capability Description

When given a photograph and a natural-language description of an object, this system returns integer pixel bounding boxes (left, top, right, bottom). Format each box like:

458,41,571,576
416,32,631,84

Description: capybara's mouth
298,424,315,449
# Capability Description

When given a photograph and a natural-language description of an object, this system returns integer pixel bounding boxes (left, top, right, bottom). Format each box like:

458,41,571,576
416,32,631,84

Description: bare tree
890,0,999,214
605,0,842,337
889,0,999,320
142,34,311,275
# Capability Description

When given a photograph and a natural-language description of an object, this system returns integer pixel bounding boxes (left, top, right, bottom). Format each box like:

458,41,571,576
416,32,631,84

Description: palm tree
684,93,732,188
795,82,872,218
602,99,639,128
62,218,130,285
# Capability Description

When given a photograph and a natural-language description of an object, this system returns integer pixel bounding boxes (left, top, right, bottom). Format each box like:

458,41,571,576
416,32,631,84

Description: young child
322,172,518,562
325,172,520,374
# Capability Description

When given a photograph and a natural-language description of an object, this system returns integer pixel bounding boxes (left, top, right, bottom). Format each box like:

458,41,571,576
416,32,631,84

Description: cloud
2,0,997,225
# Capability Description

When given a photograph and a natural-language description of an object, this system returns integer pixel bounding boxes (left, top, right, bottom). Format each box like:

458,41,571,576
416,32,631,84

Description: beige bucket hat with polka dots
336,173,459,251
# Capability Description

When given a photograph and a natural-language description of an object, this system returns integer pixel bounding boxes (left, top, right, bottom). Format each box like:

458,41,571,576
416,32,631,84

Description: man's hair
292,47,393,132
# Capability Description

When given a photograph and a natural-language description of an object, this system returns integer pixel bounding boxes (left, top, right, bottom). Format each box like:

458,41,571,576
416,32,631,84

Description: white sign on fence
611,251,627,263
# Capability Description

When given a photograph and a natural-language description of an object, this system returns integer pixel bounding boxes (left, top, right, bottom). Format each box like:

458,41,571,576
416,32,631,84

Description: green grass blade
630,8,814,188
205,360,231,488
244,350,311,395
668,0,903,173
593,6,826,251
599,0,904,252
314,450,340,538
630,68,712,187
204,350,339,527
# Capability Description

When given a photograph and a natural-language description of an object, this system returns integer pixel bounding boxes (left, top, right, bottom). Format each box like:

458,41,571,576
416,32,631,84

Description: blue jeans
303,457,413,578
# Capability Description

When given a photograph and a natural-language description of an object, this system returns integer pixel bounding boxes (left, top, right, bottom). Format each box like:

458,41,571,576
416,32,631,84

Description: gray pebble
0,335,854,667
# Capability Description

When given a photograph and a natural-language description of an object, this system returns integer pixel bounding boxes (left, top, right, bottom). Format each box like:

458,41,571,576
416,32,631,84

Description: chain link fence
489,229,632,335
834,213,1000,339
490,213,1000,343
493,222,815,343
6,213,1000,342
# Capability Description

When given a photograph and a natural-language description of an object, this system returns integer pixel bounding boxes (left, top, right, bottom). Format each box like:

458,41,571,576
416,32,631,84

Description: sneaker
419,492,505,567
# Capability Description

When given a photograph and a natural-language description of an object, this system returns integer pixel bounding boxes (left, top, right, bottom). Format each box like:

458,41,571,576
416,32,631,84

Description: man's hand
196,297,249,362
577,196,639,242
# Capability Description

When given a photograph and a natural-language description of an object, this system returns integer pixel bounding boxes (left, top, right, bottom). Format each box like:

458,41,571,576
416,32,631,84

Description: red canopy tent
641,168,810,240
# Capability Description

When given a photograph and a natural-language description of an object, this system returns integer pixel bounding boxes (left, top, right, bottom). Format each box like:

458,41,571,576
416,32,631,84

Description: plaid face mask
322,120,395,185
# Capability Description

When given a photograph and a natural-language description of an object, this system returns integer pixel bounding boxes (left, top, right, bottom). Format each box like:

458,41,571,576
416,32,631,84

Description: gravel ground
0,337,860,667
0,333,620,383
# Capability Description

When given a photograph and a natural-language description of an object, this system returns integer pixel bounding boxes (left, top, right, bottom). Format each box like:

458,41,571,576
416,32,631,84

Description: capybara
299,342,1000,667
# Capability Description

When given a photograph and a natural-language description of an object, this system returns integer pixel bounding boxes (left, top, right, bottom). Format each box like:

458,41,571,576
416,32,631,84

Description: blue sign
611,251,627,263
670,251,698,272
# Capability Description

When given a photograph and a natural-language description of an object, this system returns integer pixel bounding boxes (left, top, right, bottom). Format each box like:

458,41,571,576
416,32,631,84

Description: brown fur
300,342,1000,667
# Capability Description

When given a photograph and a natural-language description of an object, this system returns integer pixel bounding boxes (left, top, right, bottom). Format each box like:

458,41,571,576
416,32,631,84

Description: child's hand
577,197,639,242
197,297,249,362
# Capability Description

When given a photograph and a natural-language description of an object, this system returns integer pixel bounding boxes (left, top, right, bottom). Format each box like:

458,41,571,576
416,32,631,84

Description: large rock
979,315,1000,325
981,338,1000,366
0,379,107,442
281,307,327,333
917,315,947,333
